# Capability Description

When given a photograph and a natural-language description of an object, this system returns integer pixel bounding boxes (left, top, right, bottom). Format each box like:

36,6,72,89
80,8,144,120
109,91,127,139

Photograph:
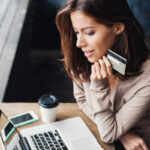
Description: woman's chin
87,57,101,63
87,58,95,63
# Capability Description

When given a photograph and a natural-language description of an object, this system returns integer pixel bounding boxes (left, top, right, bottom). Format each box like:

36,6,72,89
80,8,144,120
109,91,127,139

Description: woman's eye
74,31,79,35
86,31,95,35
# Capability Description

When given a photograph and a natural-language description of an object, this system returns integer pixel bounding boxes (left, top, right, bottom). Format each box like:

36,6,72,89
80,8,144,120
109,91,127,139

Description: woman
55,0,150,149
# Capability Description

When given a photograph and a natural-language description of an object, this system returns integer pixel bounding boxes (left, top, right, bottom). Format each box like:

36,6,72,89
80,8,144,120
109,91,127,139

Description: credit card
107,49,127,75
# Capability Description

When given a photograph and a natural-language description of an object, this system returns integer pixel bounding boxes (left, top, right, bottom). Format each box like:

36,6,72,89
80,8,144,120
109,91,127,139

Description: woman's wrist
90,78,109,91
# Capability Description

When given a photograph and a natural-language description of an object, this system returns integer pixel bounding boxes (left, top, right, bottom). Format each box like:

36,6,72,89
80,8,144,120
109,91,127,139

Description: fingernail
98,59,102,62
99,75,101,79
103,56,106,59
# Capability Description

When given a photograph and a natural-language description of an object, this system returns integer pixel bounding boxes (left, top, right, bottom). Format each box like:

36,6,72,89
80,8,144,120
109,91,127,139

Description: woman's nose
76,35,86,48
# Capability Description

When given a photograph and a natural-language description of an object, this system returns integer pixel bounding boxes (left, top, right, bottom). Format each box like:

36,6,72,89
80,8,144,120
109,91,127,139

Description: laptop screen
0,110,22,150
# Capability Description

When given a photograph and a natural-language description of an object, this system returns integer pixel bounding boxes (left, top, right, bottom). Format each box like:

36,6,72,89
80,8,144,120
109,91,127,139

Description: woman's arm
73,81,94,121
90,78,150,144
89,57,150,144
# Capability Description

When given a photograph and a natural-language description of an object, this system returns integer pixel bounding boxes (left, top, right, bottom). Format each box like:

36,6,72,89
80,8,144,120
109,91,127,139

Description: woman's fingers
91,64,97,80
91,56,113,80
140,139,149,150
94,62,102,79
103,56,113,76
120,132,149,150
138,145,145,150
98,59,107,78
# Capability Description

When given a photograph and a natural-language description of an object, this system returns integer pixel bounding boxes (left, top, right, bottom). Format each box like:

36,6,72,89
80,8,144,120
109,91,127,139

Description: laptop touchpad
71,137,100,150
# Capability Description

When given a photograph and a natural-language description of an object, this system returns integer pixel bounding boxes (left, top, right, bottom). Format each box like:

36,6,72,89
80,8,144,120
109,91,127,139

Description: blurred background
0,0,150,103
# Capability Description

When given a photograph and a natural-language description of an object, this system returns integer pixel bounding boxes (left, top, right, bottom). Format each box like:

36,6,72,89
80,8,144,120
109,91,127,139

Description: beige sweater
73,58,150,147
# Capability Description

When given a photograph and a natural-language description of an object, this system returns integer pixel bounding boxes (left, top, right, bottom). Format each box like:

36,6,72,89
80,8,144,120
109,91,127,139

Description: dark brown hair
56,0,149,81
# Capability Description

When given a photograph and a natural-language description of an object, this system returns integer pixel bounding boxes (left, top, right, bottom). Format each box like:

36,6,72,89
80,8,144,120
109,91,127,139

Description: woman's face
70,10,117,63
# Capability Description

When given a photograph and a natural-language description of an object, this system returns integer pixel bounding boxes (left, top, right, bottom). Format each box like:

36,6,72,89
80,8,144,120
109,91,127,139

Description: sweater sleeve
90,78,150,143
73,81,94,121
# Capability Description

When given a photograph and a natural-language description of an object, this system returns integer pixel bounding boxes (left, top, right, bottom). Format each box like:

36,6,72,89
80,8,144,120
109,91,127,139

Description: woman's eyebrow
73,26,95,31
82,27,95,30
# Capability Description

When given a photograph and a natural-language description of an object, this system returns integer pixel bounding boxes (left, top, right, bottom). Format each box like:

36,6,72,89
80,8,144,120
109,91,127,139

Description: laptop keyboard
31,129,68,150
13,146,18,150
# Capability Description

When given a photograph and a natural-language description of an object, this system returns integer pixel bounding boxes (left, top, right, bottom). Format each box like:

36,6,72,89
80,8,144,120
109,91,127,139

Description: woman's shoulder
118,58,150,100
140,57,150,74
134,58,150,85
121,58,150,87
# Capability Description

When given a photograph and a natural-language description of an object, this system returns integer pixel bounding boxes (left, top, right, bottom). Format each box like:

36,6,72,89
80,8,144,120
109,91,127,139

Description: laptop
0,110,104,150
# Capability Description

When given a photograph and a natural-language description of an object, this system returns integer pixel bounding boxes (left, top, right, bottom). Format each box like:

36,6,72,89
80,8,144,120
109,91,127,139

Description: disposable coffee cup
38,94,59,123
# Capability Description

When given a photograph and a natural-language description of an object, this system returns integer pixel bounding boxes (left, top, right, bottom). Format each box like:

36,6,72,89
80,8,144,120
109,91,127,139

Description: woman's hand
120,132,149,150
90,56,113,80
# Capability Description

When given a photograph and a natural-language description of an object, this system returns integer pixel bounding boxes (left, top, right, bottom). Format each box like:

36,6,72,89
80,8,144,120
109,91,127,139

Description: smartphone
9,111,39,128
107,49,127,75
1,121,15,142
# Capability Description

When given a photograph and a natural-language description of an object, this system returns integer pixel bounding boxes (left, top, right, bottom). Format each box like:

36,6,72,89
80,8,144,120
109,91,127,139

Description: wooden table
0,103,115,150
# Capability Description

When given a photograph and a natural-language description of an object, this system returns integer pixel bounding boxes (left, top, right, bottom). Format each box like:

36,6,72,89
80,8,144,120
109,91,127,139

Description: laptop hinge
19,137,31,150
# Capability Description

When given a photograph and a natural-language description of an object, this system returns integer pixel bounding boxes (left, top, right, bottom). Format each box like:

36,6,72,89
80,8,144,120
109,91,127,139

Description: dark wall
4,0,75,102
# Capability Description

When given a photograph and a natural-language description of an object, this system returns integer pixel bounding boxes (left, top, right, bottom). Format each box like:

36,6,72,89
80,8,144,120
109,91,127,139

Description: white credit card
107,49,127,75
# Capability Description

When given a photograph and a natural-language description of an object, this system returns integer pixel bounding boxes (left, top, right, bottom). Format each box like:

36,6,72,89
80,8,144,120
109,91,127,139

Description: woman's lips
84,50,95,57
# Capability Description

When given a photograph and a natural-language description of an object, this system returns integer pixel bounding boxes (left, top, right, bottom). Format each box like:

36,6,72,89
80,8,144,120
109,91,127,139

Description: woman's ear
113,23,125,35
